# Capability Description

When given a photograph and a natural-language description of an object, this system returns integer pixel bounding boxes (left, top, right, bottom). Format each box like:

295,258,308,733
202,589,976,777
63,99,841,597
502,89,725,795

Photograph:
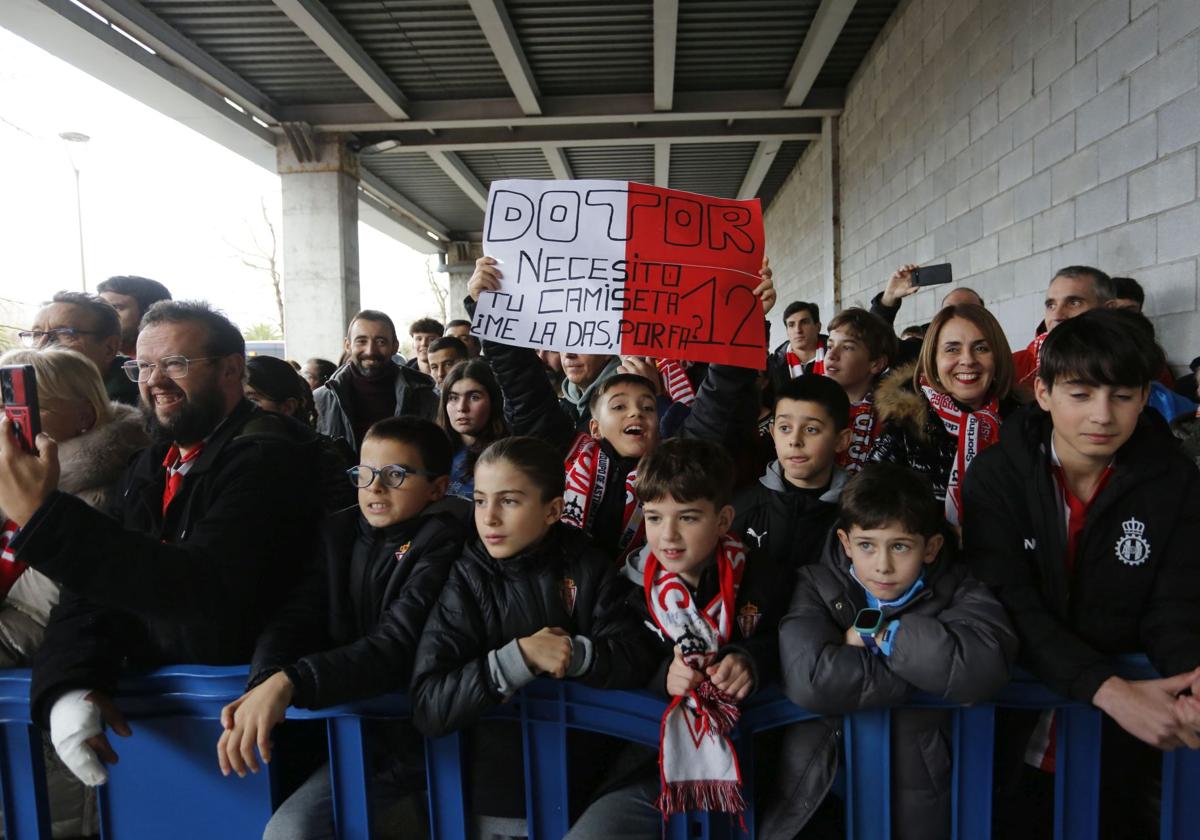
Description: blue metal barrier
0,659,1197,839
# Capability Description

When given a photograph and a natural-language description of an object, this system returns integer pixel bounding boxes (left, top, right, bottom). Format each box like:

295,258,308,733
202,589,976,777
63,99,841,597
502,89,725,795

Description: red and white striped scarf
919,379,1001,527
656,359,696,406
836,393,879,475
784,342,825,377
562,435,644,563
642,534,748,821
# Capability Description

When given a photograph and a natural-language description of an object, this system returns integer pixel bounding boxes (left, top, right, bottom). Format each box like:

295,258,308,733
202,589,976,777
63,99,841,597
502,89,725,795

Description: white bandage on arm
49,689,108,786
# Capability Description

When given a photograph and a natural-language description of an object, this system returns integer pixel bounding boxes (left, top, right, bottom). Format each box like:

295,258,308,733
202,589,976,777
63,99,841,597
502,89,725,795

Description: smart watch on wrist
853,607,885,653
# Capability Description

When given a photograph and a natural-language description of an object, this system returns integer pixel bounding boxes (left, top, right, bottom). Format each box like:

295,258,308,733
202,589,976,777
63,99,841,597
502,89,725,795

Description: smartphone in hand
0,365,40,454
912,263,953,287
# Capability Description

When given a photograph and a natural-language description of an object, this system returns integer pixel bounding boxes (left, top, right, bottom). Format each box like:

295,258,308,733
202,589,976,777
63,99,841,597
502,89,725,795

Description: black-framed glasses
122,355,221,382
18,328,103,347
346,463,439,489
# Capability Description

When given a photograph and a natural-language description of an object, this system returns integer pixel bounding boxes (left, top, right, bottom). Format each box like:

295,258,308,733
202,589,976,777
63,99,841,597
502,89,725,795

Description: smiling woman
869,304,1018,523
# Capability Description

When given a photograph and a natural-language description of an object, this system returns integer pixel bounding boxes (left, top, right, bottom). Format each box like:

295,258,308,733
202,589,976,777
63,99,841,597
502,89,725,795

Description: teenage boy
425,336,469,392
963,308,1200,838
405,317,444,375
822,307,895,475
762,464,1015,840
734,375,851,578
218,416,467,838
767,301,826,390
566,438,786,839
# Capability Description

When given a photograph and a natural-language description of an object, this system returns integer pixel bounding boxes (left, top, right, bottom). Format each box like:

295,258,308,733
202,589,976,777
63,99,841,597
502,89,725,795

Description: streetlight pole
59,131,90,291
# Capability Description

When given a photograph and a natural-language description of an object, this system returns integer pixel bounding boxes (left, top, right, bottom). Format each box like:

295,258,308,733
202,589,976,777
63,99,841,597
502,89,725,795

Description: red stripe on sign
619,183,767,369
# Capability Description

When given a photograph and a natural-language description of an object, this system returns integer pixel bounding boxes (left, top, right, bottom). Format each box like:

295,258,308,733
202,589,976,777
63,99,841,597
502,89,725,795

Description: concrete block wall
765,0,1200,366
763,141,828,343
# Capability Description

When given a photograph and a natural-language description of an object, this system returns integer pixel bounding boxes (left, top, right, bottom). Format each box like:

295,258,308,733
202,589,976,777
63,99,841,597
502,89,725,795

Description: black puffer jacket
868,363,1017,502
410,523,658,815
732,461,848,582
21,400,323,727
247,500,469,708
963,403,1200,703
761,532,1016,840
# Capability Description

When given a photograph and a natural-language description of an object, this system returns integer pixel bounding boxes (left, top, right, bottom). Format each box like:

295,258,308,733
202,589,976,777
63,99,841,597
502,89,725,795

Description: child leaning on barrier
963,308,1200,839
409,436,659,838
217,416,469,840
760,463,1016,840
566,438,789,840
465,255,772,563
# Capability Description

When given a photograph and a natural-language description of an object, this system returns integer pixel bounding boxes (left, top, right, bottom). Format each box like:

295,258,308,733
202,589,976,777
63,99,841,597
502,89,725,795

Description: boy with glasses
218,416,468,839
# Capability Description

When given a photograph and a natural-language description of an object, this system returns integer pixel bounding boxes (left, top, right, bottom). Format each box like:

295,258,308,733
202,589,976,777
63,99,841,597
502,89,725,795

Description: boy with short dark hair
734,374,851,579
822,308,896,474
425,335,468,391
217,416,469,839
767,301,826,390
762,463,1015,840
566,438,786,838
964,308,1200,838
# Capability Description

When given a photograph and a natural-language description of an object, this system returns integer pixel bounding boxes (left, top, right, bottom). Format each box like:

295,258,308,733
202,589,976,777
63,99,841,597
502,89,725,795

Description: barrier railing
0,657,1197,839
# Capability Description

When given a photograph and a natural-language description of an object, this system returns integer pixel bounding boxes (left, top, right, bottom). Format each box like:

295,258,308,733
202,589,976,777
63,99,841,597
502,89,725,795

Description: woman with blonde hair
868,304,1017,526
0,348,148,838
0,348,149,658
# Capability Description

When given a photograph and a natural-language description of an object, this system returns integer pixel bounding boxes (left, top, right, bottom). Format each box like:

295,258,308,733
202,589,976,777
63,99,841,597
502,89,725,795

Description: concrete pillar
443,240,483,320
278,132,360,362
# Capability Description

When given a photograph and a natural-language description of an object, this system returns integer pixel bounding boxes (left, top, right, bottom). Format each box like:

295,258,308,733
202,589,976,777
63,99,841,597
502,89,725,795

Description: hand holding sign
473,180,770,368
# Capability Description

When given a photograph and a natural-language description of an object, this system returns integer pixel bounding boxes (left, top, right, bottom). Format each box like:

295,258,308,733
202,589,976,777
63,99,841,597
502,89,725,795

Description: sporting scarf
656,359,696,406
0,519,28,597
919,379,1001,527
643,534,748,821
784,342,825,377
836,393,879,475
561,435,644,563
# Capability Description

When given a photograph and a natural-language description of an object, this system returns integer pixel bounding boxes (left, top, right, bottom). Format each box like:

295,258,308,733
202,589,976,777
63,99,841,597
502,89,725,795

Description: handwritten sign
473,179,767,368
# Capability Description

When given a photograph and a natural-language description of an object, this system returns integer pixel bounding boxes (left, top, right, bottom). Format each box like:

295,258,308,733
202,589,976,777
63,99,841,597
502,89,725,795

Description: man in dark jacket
963,310,1200,837
0,301,322,786
764,464,1015,840
314,310,438,451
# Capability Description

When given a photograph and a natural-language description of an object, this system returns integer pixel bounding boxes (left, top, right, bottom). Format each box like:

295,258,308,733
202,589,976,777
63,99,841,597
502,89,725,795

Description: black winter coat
868,364,1017,503
761,533,1016,839
314,362,438,451
409,523,658,815
732,461,848,586
20,401,323,727
247,501,469,708
962,403,1200,703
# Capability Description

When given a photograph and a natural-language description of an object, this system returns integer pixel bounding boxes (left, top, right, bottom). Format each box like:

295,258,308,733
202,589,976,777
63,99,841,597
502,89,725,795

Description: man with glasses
21,291,139,406
314,310,438,452
0,300,322,788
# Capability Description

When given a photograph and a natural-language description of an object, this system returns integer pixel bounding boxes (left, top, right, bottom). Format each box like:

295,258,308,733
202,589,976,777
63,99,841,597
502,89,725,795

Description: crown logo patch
1115,517,1150,567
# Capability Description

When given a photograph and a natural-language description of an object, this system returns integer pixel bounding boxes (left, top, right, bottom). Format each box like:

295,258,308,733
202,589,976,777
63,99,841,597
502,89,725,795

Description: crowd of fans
0,259,1196,839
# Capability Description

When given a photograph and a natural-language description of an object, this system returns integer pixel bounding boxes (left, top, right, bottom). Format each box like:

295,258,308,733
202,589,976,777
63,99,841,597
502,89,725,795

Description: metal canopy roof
46,0,900,244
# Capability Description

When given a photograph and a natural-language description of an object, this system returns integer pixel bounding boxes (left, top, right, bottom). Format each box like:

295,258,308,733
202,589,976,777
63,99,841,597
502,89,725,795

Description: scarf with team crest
919,378,1001,527
640,534,748,821
561,435,644,563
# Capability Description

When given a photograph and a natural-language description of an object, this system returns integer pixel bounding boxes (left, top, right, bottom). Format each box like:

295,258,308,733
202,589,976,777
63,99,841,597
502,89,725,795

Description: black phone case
913,263,953,287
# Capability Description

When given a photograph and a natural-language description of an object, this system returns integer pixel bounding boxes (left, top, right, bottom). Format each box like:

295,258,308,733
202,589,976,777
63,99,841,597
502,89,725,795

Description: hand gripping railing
0,657,1197,840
